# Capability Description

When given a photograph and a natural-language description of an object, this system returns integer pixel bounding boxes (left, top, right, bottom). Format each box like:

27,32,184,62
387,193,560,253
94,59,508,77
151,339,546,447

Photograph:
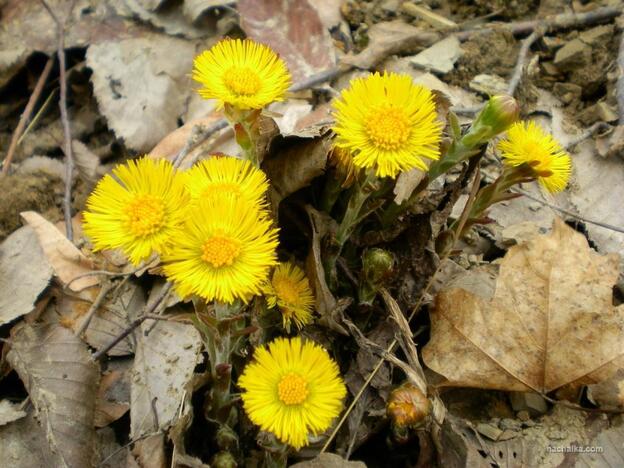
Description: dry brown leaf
72,140,101,184
423,218,624,393
20,211,98,292
7,323,100,468
238,0,335,82
130,311,202,438
57,281,145,356
290,453,366,468
87,34,205,152
341,21,439,70
95,361,131,428
305,206,349,335
0,400,27,426
263,134,332,206
148,113,223,161
0,410,62,467
0,225,53,326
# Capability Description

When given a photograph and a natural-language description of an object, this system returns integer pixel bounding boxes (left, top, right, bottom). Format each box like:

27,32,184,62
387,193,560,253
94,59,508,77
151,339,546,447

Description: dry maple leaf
423,218,624,393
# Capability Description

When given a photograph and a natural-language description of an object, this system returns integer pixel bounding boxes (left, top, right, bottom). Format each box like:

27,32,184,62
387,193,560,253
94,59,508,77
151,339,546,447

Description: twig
454,5,622,41
617,24,624,125
40,0,78,241
1,57,54,176
563,121,610,150
76,282,114,337
512,188,624,234
17,89,58,146
541,393,624,415
97,432,161,467
92,282,173,361
507,28,544,96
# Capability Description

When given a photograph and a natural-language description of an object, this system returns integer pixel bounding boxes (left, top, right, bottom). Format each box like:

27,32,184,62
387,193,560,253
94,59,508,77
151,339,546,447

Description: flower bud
329,146,357,188
387,382,431,429
359,248,395,305
212,451,237,468
462,95,520,148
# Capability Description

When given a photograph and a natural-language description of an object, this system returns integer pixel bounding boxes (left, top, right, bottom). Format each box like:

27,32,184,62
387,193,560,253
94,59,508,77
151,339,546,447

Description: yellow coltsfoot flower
332,72,442,178
264,262,315,331
497,121,572,193
162,196,278,303
185,155,269,207
238,337,347,449
83,157,188,265
192,38,291,110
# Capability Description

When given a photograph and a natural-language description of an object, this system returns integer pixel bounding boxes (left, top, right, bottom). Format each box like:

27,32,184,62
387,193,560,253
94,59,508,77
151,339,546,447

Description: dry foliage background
2,0,624,467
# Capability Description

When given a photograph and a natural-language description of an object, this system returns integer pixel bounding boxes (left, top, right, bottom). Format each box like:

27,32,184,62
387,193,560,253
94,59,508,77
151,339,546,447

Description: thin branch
76,282,114,337
507,28,544,96
40,0,78,241
1,57,55,175
92,282,173,361
563,121,610,150
512,188,624,234
454,5,622,41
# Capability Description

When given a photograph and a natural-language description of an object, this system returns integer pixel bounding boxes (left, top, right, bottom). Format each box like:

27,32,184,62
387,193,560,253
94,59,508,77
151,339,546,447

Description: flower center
365,107,410,151
277,372,309,405
201,183,242,199
223,66,261,96
124,195,166,238
273,277,299,305
201,235,241,268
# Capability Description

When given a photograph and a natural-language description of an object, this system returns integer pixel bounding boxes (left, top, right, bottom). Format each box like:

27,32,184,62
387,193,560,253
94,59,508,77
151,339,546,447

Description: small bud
387,382,431,429
212,451,237,468
359,248,395,305
462,95,520,147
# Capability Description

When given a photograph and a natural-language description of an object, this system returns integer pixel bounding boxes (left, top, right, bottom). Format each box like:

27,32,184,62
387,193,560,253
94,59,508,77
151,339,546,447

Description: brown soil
0,171,64,240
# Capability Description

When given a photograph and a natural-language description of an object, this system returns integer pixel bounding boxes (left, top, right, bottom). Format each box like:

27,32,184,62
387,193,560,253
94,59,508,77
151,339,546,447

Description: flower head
497,121,572,193
162,196,278,303
264,262,315,331
238,337,346,449
185,155,269,207
192,38,291,110
83,158,188,265
332,72,442,178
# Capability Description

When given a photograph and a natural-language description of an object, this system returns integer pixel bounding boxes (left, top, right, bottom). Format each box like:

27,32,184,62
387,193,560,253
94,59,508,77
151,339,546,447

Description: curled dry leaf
238,0,335,83
20,211,98,292
130,312,202,438
423,218,624,393
304,206,349,335
263,134,332,207
6,323,100,468
0,225,53,326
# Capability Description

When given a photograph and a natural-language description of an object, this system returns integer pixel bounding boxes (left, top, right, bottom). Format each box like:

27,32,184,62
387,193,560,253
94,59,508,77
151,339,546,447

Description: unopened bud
387,382,431,429
462,95,520,147
329,146,357,188
212,451,237,468
359,248,395,305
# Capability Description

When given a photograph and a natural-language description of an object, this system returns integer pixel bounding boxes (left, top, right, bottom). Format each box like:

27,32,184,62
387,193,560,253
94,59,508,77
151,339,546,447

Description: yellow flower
185,155,269,207
192,38,291,110
332,72,442,178
162,196,278,303
83,158,188,265
238,337,347,449
497,121,572,193
264,262,315,331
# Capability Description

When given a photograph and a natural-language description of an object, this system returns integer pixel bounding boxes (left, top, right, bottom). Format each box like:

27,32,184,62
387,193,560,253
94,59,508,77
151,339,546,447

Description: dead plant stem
1,57,54,176
40,0,78,241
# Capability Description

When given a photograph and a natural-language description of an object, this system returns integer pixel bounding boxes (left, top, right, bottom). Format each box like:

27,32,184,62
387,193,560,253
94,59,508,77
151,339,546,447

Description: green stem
324,171,377,289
